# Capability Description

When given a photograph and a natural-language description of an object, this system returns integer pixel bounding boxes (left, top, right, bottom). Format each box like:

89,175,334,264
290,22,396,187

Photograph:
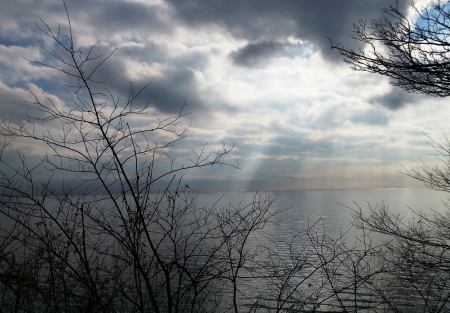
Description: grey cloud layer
90,56,209,114
166,0,411,61
0,0,413,66
0,0,444,193
231,41,286,67
0,0,421,113
370,88,422,110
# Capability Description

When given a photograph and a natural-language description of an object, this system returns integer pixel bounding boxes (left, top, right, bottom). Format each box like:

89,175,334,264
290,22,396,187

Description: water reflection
2,188,447,312
196,187,448,312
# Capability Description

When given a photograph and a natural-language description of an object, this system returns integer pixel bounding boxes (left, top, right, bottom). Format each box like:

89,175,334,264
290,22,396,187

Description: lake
196,187,448,234
2,187,447,312
194,187,449,312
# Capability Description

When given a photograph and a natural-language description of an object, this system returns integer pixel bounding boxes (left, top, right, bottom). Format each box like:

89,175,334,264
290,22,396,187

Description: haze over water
197,187,447,237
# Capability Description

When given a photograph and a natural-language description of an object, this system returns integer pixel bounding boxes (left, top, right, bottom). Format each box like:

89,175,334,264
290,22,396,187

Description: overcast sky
1,0,449,192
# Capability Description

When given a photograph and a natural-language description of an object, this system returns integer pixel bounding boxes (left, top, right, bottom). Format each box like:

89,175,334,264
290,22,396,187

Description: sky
1,0,450,192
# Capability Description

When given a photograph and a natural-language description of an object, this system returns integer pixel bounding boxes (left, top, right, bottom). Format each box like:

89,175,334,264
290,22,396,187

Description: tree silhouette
331,2,450,312
332,1,450,97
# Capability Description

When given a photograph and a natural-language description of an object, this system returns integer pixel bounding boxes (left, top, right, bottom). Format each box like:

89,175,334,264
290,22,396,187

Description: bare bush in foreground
0,6,278,313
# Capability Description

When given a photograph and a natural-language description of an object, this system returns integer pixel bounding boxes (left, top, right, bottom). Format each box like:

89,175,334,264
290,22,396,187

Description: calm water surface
4,188,447,311
197,187,448,237
198,187,449,311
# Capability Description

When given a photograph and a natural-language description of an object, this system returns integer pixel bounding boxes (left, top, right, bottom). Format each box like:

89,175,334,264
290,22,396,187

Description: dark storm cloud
370,88,421,110
166,0,411,61
44,41,210,114
91,59,208,114
231,41,285,67
0,1,171,42
138,68,207,113
79,1,171,35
